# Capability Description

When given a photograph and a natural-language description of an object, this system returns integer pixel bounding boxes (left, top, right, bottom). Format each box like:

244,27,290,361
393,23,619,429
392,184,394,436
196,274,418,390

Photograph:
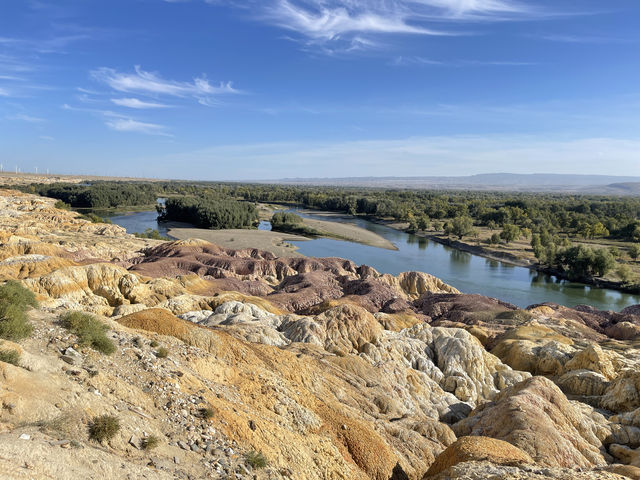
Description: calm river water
108,209,640,311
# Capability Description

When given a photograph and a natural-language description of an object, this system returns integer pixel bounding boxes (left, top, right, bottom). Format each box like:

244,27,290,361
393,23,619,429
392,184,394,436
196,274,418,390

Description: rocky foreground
2,189,640,479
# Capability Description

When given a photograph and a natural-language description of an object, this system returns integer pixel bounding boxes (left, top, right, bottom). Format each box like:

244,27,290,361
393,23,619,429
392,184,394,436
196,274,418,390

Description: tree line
12,182,157,209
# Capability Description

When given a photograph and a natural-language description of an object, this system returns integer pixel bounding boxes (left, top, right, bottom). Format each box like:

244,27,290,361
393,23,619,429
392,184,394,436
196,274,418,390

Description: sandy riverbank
260,205,397,250
168,227,308,257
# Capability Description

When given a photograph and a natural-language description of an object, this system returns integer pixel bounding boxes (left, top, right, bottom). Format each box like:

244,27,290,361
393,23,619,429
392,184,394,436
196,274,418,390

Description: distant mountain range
270,173,640,195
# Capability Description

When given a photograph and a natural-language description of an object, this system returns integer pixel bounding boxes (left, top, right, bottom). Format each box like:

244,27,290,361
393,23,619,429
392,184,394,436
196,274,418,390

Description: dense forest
13,182,157,209
159,196,258,230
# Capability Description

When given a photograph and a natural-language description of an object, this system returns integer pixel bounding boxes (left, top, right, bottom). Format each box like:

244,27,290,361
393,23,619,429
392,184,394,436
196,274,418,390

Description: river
107,208,640,311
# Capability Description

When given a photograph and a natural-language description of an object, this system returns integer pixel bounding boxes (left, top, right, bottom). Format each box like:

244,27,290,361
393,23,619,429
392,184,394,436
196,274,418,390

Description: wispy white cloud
392,55,537,66
111,97,171,109
533,33,629,44
92,66,238,105
0,34,90,53
206,0,543,52
105,118,171,136
63,103,172,136
265,1,452,40
7,113,46,123
0,87,9,96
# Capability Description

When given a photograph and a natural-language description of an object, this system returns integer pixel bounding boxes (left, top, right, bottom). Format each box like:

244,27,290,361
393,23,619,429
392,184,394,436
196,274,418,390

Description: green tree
446,216,474,239
629,244,640,261
500,224,521,244
593,249,616,277
416,214,430,231
617,264,634,283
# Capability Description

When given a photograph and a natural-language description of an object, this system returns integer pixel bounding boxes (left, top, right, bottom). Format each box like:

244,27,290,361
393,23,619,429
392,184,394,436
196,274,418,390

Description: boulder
602,371,640,413
423,436,533,478
564,344,617,380
453,376,608,468
557,369,610,397
606,322,640,341
490,324,575,375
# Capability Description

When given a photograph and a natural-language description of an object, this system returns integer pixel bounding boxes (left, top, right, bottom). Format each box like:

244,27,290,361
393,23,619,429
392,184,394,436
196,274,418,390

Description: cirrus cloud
92,65,238,105
111,97,171,109
105,118,171,136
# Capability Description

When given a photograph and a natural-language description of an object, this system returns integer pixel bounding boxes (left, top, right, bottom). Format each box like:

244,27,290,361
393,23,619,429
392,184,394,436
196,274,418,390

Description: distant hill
270,174,640,195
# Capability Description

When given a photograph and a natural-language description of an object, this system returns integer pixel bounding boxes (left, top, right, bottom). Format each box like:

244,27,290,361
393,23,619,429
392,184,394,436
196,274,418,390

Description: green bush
88,415,120,442
141,435,160,450
0,305,33,341
0,281,38,310
0,281,37,341
80,213,112,224
59,311,116,355
245,450,267,469
133,228,170,240
54,200,70,210
201,407,214,419
0,349,20,366
155,347,169,358
150,340,159,348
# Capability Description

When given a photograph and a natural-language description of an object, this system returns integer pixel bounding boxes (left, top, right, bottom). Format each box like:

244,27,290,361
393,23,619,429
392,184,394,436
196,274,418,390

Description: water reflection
485,259,500,269
450,249,471,265
406,235,429,250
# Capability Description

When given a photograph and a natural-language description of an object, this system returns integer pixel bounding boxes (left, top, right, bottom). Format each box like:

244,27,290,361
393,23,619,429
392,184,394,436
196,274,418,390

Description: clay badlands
3,188,640,480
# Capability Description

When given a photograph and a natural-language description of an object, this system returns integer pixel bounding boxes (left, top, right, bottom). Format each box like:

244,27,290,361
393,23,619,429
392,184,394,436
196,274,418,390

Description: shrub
54,200,70,210
34,413,74,436
489,233,501,245
0,348,20,366
88,415,120,442
245,450,267,469
617,264,634,283
141,435,160,450
59,311,116,355
80,213,112,224
149,340,159,348
0,281,37,341
201,407,214,419
0,305,33,341
133,228,170,240
155,347,169,358
0,281,38,310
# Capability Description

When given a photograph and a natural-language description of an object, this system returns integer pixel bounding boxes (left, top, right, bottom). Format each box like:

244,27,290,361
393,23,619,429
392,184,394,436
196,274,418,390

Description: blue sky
1,0,639,179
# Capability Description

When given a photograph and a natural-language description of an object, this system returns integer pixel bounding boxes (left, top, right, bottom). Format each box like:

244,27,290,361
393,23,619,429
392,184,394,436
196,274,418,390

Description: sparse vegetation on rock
245,450,267,469
88,415,120,443
59,311,116,355
141,435,160,450
0,348,20,366
155,346,169,358
0,280,37,341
